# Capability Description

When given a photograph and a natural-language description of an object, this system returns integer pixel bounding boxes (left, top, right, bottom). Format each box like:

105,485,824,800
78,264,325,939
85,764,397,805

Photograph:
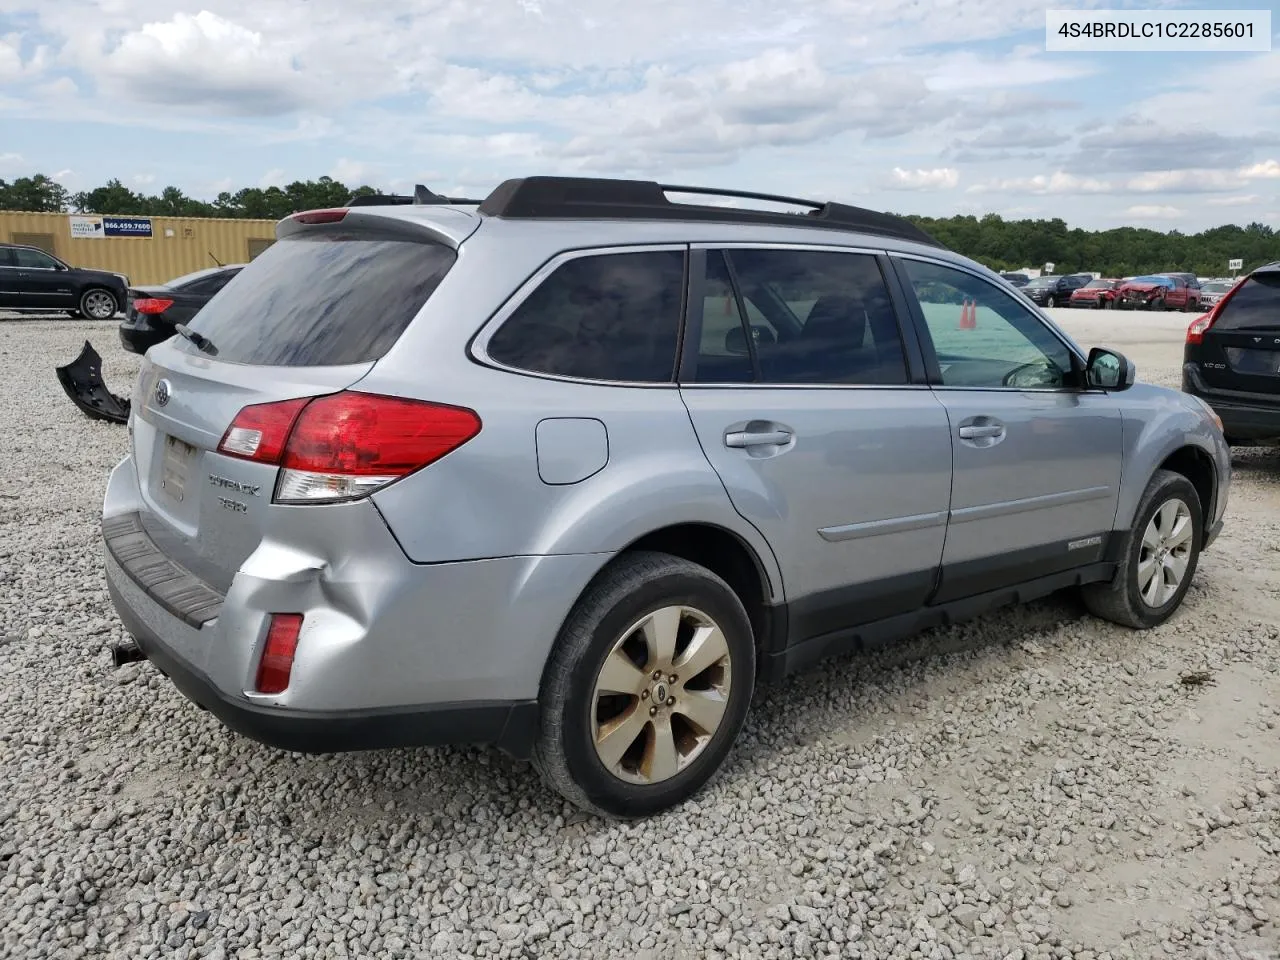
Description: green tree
0,174,70,212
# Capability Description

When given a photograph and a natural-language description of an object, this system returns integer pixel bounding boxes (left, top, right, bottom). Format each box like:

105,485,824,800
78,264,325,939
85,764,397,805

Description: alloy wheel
1137,498,1194,607
591,605,733,785
83,291,116,320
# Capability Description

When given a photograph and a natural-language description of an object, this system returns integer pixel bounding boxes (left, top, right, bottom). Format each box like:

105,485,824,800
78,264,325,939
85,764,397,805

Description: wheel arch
1157,444,1217,527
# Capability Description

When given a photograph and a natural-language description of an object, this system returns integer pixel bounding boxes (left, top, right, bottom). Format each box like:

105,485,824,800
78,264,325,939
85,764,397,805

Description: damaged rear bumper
56,340,130,425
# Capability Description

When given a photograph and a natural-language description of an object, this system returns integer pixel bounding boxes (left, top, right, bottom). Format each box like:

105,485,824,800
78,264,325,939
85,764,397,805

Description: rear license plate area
1224,347,1280,377
161,436,196,502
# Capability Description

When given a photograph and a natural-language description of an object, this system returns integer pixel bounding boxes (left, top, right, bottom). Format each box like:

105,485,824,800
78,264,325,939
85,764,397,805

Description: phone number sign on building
67,214,154,239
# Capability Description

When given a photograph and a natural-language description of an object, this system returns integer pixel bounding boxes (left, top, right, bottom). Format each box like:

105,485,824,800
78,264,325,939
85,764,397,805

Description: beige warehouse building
1,211,278,286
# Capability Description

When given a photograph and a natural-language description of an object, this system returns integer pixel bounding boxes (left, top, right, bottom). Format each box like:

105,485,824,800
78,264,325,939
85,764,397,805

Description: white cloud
330,158,379,186
1125,205,1184,220
94,11,317,115
887,167,959,190
258,169,287,189
1242,159,1280,180
967,172,1113,195
1205,195,1260,207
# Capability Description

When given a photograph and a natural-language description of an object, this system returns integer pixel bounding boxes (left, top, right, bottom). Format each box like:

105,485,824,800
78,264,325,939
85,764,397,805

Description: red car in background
1068,278,1122,308
1115,274,1201,312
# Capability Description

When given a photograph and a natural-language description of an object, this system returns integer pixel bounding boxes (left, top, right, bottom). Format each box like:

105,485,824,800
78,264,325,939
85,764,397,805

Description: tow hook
110,642,146,667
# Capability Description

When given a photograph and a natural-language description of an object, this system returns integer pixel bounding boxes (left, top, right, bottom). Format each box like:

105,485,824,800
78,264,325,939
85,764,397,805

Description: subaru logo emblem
154,378,171,406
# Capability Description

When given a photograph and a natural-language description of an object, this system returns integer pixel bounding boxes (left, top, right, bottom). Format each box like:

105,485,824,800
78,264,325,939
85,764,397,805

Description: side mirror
725,324,776,355
1085,347,1135,390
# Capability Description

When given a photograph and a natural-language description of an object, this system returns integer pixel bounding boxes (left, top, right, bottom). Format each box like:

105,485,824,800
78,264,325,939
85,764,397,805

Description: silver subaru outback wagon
102,177,1230,818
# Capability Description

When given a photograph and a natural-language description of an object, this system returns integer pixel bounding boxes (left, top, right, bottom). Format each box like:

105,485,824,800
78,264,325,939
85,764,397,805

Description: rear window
180,235,456,366
1215,272,1280,331
484,250,684,383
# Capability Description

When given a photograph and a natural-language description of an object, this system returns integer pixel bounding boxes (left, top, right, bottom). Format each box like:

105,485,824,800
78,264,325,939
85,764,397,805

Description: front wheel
533,551,756,818
80,288,118,320
1149,297,1165,312
1082,469,1203,629
1101,297,1112,310
1046,295,1057,308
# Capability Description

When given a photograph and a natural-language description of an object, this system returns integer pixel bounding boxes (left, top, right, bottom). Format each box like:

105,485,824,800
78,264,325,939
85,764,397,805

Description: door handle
958,424,1004,440
725,429,793,448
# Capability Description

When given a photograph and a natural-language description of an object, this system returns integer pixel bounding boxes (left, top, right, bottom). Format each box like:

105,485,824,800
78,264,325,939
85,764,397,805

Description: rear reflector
133,298,174,315
255,613,303,694
291,209,348,224
218,391,482,504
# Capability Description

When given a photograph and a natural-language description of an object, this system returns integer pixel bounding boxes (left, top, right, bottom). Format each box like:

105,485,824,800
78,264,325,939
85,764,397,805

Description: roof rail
476,176,942,247
345,185,482,207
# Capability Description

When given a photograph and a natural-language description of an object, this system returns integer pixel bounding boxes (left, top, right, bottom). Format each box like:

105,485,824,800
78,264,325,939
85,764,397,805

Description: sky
0,0,1278,232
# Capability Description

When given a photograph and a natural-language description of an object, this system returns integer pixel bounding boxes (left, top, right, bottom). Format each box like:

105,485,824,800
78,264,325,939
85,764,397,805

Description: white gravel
2,309,1278,960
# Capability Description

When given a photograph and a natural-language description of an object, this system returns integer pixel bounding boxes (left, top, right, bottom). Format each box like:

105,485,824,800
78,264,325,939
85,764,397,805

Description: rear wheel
80,288,118,320
533,551,755,818
1082,469,1202,629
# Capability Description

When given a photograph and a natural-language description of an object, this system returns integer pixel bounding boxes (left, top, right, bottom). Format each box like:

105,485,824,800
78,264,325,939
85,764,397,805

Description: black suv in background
0,243,128,319
1021,273,1092,308
1183,261,1280,445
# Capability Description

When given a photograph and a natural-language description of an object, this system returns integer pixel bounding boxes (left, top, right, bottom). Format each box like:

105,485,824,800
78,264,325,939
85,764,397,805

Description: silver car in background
103,177,1231,817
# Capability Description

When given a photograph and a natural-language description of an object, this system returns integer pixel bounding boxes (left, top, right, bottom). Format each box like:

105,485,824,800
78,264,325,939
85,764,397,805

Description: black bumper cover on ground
55,340,130,425
104,518,540,760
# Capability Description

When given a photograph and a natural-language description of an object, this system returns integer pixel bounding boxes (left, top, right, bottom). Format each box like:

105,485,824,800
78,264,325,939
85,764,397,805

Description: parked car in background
100,175,1230,817
1021,273,1092,307
0,243,128,319
1000,272,1029,288
1116,275,1200,312
1198,279,1236,309
118,264,245,355
1184,261,1280,446
1069,278,1121,309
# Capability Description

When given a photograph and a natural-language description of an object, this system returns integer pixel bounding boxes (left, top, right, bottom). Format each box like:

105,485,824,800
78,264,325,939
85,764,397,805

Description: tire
1150,297,1165,312
1046,295,1057,308
80,288,118,320
532,550,756,819
1081,469,1203,629
1101,297,1112,310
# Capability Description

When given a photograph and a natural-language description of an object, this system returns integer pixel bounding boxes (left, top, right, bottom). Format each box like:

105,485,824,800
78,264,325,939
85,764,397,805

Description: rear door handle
725,429,793,448
958,424,1003,439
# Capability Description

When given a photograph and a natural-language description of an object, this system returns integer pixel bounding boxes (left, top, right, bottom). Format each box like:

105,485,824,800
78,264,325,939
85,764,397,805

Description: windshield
1082,279,1111,289
1130,275,1171,286
163,266,229,288
1201,281,1232,293
1025,277,1055,288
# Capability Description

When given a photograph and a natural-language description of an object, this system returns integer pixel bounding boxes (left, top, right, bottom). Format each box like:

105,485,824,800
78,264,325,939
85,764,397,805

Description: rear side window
485,250,684,383
692,248,908,386
1215,272,1280,330
181,236,456,366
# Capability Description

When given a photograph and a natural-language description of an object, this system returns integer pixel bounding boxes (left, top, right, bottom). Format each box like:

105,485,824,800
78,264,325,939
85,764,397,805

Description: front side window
486,250,684,383
691,248,909,386
13,248,58,269
901,258,1076,389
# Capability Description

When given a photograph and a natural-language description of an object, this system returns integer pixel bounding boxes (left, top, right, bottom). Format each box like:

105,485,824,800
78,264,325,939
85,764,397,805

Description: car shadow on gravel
1230,445,1280,481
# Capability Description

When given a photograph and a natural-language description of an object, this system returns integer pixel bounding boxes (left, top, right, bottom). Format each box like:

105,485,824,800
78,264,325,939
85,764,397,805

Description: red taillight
276,393,481,503
291,209,347,224
217,397,310,464
133,297,174,315
1186,314,1213,345
218,392,482,504
255,613,303,694
1186,278,1245,345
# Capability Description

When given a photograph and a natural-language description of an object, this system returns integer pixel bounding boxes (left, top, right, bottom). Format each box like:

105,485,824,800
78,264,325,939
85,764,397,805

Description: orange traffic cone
959,299,976,330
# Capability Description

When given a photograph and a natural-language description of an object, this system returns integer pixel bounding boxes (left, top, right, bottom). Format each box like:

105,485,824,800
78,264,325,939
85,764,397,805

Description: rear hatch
1197,267,1280,395
128,213,461,592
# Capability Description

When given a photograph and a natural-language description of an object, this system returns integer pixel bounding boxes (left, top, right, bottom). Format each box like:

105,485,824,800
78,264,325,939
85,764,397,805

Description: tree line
2,172,1277,276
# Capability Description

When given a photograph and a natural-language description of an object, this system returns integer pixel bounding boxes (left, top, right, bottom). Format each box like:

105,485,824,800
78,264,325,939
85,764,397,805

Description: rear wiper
175,324,217,356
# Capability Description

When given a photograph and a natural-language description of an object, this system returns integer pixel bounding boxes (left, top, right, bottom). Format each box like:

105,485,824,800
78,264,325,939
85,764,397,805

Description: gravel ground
2,309,1278,960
